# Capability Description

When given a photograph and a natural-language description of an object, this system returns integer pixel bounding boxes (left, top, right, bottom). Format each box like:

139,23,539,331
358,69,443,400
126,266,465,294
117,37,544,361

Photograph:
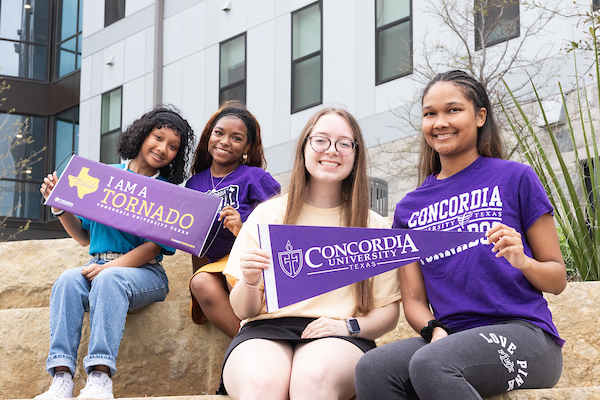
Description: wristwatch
345,318,361,335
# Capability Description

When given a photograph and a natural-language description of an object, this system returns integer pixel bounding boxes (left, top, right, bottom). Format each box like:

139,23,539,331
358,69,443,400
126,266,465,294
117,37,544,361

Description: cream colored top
224,194,401,325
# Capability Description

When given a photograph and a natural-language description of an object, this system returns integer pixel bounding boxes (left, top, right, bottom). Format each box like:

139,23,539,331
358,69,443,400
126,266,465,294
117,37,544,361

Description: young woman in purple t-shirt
355,70,566,399
186,101,280,338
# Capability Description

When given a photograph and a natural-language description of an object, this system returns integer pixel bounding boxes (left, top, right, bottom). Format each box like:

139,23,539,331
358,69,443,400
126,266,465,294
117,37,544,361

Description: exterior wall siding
77,0,594,215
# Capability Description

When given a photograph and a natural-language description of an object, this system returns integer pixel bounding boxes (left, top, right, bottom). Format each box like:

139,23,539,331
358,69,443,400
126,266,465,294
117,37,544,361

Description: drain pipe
153,0,164,107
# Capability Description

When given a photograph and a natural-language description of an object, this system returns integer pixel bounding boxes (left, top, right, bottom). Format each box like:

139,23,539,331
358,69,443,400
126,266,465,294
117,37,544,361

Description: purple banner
258,224,484,311
44,155,221,256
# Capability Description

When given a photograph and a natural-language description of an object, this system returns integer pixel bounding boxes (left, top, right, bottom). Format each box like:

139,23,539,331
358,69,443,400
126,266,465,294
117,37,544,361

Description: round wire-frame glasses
306,136,357,156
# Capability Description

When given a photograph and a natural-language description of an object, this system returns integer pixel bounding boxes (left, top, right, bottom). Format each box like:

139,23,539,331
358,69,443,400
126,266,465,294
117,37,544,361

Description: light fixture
221,0,231,11
16,133,23,138
24,2,31,9
25,169,32,174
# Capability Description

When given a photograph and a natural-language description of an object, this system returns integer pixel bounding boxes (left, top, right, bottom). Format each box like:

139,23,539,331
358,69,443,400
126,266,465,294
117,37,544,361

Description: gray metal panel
264,139,298,175
82,5,154,56
358,109,416,148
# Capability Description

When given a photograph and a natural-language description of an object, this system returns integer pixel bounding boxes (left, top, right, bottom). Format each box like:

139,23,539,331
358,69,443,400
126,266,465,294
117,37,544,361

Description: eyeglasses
306,136,357,156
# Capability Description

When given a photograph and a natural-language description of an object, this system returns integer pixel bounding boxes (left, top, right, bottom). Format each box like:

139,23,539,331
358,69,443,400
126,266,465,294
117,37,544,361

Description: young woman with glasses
217,108,402,399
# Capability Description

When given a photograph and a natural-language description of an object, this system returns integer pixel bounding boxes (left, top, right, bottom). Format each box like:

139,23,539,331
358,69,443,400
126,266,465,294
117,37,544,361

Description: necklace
210,168,235,193
125,159,160,179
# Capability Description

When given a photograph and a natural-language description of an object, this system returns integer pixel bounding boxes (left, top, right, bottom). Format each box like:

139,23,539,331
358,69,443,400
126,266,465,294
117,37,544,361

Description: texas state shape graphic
68,167,100,199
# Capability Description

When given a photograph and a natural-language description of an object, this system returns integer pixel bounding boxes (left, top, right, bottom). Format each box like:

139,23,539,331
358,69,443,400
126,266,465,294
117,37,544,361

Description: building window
475,0,519,50
595,0,600,10
100,87,122,164
56,0,82,79
291,1,322,113
0,113,45,220
0,0,50,81
369,177,388,217
54,106,79,175
105,0,125,27
219,33,246,105
375,0,412,84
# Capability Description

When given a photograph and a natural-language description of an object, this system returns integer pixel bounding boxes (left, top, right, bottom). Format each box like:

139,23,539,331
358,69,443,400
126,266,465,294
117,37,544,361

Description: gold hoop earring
242,153,248,164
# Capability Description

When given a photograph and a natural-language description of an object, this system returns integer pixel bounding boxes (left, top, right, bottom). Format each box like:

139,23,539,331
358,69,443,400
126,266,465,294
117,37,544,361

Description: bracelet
242,274,262,289
51,207,65,217
420,319,452,343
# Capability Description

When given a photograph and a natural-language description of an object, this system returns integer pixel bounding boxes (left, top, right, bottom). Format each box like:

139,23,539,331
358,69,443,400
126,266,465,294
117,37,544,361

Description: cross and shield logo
278,240,303,278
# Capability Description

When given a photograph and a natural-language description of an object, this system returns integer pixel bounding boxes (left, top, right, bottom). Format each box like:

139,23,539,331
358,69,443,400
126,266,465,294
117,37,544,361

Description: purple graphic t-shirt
393,156,563,346
186,164,280,262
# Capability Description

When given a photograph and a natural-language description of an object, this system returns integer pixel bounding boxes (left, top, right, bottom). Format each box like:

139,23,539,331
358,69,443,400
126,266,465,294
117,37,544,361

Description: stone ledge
0,238,193,310
7,387,600,400
2,239,600,399
3,284,599,399
487,387,600,399
0,302,230,400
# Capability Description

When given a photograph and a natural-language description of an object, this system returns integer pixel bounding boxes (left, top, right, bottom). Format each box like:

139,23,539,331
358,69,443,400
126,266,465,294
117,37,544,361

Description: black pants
355,321,562,400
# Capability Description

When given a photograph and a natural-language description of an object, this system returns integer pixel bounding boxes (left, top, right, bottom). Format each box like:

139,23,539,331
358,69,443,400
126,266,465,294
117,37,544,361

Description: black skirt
217,317,376,395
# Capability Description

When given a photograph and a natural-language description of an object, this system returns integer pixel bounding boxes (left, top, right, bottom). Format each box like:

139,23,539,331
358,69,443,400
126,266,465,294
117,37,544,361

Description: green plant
501,23,600,280
557,225,577,280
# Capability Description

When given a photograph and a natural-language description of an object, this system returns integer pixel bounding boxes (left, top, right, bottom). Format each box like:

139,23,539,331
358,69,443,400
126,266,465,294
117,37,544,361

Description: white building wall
247,22,276,148
79,0,594,200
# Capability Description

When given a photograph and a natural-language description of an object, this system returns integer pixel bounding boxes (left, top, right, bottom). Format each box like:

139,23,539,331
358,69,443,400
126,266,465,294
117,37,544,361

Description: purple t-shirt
393,156,563,346
186,164,280,262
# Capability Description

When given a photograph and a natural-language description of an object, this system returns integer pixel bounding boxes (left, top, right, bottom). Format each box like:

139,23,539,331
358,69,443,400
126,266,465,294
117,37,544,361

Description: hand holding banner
258,224,484,311
44,155,222,256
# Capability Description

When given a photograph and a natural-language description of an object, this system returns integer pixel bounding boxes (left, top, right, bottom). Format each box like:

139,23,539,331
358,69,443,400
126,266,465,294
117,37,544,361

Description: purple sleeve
518,166,554,232
392,207,402,229
249,173,281,204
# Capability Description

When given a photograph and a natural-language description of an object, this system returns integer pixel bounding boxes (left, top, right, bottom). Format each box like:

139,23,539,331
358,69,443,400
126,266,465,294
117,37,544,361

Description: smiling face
208,116,250,173
304,113,356,186
134,126,181,175
421,81,487,165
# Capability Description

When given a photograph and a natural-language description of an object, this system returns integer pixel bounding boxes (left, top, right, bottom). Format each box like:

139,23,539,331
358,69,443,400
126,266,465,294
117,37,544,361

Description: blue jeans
45,258,169,377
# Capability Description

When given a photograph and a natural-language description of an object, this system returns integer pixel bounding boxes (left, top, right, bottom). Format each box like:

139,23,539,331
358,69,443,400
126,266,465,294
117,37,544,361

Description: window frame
0,0,51,82
291,0,323,114
100,87,123,165
218,32,247,106
53,105,79,173
105,0,126,27
0,112,47,221
374,0,413,85
474,0,520,50
54,0,83,80
369,177,389,217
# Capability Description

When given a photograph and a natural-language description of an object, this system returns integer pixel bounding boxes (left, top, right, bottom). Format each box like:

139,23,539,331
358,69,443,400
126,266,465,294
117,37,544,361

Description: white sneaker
77,371,114,399
34,371,75,399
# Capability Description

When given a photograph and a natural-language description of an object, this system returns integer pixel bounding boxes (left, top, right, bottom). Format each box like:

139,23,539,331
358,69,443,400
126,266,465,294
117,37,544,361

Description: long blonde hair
283,108,374,315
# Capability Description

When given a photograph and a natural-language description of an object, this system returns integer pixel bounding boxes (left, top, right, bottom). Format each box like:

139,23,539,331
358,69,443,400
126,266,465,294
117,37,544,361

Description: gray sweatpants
355,321,562,400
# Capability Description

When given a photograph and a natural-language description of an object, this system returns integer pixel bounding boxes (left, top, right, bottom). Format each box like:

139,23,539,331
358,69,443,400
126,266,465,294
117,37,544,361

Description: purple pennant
44,155,221,256
258,224,485,311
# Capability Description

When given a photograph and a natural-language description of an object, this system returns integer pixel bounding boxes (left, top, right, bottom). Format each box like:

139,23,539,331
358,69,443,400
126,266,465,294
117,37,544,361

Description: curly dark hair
190,100,266,175
116,105,195,184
